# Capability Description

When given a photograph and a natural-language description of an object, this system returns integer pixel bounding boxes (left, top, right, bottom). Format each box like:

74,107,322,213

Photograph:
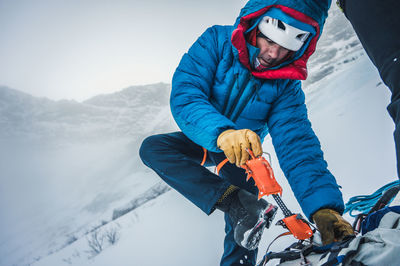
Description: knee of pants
388,98,400,125
139,135,162,167
386,66,400,102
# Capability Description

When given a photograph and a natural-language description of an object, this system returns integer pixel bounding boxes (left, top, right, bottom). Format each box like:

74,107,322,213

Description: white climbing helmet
258,16,311,51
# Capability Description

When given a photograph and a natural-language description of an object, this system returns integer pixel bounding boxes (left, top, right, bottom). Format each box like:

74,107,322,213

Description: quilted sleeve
266,79,344,220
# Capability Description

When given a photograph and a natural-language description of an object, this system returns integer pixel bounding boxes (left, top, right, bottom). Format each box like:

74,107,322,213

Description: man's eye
257,32,274,44
265,38,274,44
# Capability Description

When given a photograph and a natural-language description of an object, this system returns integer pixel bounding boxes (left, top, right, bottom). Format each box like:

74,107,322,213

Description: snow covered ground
0,83,177,266
0,6,397,266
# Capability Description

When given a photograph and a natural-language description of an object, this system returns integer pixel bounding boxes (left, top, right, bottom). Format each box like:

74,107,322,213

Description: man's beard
254,57,277,71
258,56,279,67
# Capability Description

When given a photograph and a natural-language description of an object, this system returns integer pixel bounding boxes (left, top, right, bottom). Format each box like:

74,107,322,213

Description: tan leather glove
217,129,262,167
312,208,355,245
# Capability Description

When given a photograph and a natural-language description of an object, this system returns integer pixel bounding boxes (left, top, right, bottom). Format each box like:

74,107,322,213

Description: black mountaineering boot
215,187,277,250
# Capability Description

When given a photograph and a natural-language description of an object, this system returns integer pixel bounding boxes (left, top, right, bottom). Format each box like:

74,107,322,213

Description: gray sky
0,0,246,101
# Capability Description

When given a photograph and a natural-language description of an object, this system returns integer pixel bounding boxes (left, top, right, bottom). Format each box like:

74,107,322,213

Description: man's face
256,35,291,68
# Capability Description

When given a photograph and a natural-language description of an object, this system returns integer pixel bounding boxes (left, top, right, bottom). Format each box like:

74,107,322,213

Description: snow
0,6,397,266
0,82,178,266
30,191,226,266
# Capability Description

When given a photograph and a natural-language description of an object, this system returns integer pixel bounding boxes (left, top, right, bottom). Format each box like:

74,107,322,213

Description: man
336,0,400,178
140,1,353,265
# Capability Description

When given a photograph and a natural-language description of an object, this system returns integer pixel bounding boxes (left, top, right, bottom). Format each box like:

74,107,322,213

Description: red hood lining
231,5,320,80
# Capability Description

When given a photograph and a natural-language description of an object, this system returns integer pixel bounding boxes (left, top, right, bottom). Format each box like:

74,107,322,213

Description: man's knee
387,93,400,124
383,61,400,101
139,135,163,166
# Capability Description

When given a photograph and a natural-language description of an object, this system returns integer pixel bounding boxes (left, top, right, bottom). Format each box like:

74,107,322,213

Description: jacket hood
231,0,331,80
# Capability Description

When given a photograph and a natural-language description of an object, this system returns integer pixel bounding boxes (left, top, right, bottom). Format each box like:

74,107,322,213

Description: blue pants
342,0,400,178
139,132,259,265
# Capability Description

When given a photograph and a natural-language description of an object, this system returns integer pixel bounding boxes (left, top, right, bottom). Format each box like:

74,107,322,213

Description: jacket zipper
225,72,251,119
231,81,259,122
221,73,238,115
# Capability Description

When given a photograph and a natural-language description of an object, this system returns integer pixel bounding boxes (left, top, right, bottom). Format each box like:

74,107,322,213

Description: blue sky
0,0,246,101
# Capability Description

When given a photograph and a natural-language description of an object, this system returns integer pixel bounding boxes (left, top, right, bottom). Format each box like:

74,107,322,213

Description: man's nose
267,44,280,58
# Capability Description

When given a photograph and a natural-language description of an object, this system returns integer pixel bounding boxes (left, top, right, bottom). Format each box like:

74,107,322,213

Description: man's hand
312,209,355,245
217,129,262,167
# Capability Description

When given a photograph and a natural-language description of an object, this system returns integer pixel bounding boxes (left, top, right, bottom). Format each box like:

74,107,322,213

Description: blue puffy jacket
170,0,342,219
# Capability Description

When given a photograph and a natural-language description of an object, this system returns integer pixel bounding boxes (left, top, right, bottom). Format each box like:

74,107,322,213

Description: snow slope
0,5,397,266
0,83,177,266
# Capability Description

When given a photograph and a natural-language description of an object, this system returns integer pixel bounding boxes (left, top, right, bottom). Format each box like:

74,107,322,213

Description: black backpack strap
368,185,400,214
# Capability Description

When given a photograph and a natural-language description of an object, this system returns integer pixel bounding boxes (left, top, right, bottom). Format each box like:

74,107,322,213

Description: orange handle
282,214,313,240
241,155,282,199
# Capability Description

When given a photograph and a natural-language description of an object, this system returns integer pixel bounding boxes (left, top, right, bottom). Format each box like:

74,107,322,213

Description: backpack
257,182,400,266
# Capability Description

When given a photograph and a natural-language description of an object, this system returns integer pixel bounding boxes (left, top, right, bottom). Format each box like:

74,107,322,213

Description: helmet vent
277,20,286,31
296,33,310,42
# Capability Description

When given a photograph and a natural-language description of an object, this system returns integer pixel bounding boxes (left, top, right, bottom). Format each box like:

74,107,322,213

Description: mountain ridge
0,83,174,143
